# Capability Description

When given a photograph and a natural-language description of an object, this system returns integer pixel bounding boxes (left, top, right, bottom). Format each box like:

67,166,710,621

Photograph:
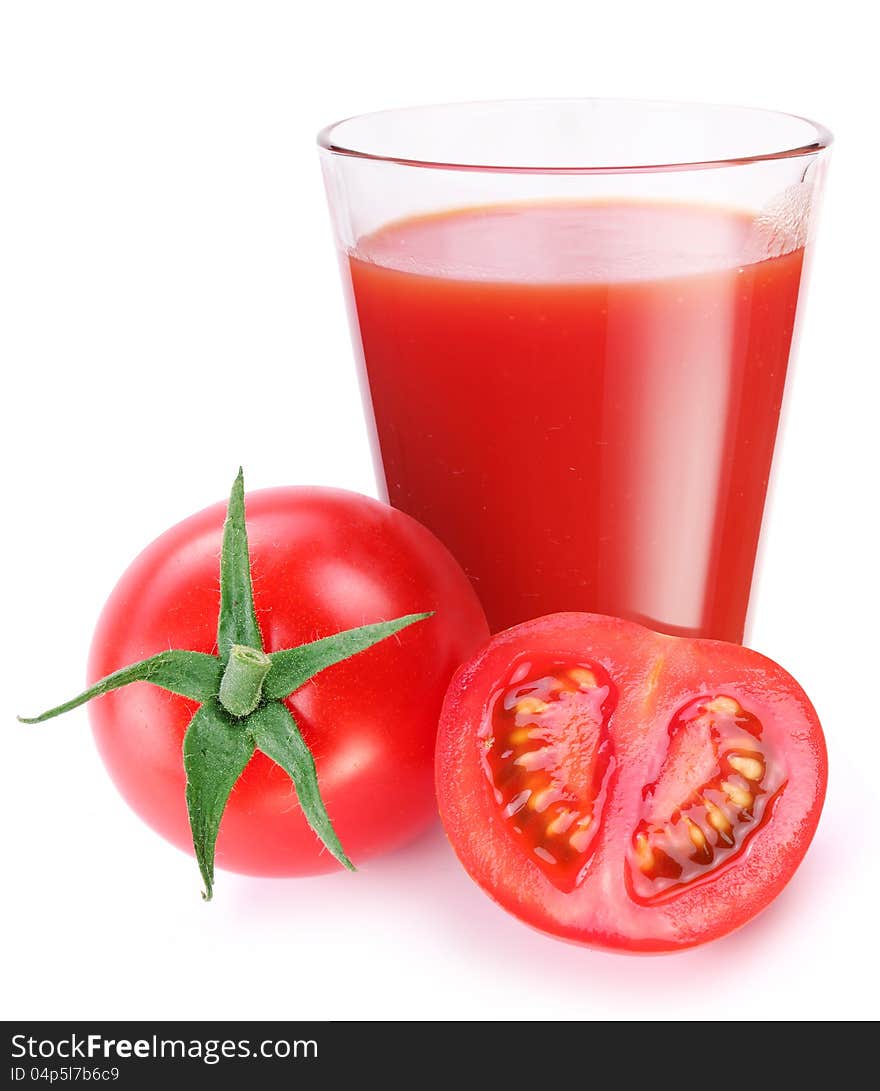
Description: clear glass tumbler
318,99,831,642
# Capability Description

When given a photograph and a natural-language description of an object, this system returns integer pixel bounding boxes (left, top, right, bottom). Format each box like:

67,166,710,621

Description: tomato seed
728,754,764,781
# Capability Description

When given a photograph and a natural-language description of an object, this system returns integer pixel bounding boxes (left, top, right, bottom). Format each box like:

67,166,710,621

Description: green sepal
183,699,256,900
264,612,433,701
248,701,354,872
18,650,222,724
217,469,263,664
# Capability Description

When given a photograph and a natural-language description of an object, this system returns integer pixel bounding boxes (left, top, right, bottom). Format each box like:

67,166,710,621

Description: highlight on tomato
436,612,827,952
20,471,489,898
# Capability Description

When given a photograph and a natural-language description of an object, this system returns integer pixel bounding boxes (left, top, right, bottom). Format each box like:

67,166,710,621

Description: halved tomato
436,613,827,952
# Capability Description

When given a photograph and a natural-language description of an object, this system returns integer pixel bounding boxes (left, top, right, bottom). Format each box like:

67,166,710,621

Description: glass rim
317,97,833,176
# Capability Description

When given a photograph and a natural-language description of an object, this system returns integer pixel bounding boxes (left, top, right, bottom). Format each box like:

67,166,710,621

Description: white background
2,0,877,1022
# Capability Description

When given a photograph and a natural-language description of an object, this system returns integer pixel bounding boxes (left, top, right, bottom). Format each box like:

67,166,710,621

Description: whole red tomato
87,486,488,876
436,612,827,951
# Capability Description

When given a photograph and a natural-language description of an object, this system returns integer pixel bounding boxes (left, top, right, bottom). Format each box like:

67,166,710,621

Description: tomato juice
345,201,805,641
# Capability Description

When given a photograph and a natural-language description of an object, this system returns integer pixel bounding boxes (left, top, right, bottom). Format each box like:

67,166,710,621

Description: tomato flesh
436,613,826,952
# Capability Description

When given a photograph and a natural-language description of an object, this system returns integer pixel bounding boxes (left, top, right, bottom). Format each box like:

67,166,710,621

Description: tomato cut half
436,613,827,952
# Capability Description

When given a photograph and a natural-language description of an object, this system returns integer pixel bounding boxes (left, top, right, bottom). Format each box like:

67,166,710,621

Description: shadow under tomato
215,803,844,1016
218,815,450,922
415,826,842,1001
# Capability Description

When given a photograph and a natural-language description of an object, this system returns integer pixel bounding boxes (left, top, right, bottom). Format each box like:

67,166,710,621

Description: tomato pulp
347,201,806,642
436,613,826,952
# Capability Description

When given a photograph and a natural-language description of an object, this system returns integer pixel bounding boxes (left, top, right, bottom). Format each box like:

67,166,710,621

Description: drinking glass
318,99,831,641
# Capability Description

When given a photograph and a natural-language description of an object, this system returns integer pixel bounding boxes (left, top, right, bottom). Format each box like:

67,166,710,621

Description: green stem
218,644,272,718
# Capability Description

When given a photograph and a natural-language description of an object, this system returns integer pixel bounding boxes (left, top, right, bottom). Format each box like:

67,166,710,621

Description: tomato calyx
19,470,433,899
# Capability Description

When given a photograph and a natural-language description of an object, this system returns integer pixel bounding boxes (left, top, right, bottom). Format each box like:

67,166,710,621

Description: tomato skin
88,487,489,876
436,613,827,952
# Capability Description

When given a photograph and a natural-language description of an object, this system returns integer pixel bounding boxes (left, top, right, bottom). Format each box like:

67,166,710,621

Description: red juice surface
346,201,805,641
